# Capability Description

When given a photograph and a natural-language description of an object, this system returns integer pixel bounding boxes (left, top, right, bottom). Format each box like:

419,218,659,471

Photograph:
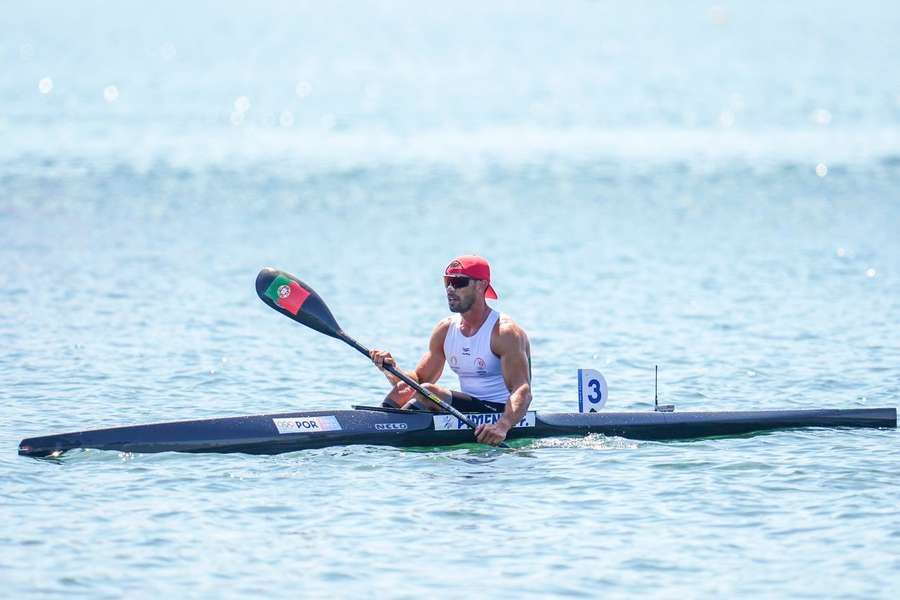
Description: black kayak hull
18,407,897,457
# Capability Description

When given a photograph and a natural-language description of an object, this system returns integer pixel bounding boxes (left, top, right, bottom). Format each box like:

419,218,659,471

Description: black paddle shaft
336,332,487,430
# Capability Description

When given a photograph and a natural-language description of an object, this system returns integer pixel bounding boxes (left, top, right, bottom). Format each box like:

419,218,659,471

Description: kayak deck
17,406,897,458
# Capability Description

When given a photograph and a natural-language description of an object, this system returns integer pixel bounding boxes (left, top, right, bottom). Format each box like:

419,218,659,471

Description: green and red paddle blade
255,268,344,340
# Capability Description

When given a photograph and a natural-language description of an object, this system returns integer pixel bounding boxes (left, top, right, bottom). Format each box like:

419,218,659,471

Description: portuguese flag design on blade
264,275,310,315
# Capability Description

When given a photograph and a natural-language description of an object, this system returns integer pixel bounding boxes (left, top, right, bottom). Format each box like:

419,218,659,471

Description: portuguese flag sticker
264,275,310,315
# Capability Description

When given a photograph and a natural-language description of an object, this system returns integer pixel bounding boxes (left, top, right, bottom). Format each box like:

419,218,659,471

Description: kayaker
370,255,532,446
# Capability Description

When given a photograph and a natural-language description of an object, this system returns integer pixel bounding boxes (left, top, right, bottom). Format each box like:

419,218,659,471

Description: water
2,1,899,597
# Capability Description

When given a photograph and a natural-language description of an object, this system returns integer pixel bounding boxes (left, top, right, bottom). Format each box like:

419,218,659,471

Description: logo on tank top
462,346,471,356
449,356,458,368
475,357,486,374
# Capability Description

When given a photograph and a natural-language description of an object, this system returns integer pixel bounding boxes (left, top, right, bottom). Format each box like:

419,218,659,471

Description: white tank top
443,309,508,403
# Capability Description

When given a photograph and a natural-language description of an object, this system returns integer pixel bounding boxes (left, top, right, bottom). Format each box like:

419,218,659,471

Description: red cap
444,255,498,299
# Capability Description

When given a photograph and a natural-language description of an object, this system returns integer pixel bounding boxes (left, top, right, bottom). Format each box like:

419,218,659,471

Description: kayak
18,405,897,457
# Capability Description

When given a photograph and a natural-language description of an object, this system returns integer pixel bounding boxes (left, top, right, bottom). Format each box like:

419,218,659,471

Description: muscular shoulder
492,314,529,353
433,317,453,336
429,317,453,348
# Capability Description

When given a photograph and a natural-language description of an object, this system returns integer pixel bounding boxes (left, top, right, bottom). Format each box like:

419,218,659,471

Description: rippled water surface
2,1,899,598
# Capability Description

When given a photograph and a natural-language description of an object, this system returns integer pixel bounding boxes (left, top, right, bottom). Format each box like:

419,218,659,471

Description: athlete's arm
475,319,532,445
371,319,450,400
413,318,450,384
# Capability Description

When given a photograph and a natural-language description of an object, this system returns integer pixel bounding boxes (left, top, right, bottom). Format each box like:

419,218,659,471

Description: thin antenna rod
654,365,658,409
653,365,674,412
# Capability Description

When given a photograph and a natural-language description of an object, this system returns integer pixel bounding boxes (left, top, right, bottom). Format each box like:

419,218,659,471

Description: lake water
2,1,899,598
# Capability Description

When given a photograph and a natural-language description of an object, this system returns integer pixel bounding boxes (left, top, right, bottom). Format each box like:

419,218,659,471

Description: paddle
255,267,508,447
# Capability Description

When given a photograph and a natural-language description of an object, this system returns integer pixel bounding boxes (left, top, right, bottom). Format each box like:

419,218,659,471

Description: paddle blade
256,268,344,340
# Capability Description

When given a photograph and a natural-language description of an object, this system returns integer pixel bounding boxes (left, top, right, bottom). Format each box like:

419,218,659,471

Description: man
370,255,532,446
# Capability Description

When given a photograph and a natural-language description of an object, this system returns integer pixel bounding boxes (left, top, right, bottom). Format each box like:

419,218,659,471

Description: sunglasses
444,276,474,289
